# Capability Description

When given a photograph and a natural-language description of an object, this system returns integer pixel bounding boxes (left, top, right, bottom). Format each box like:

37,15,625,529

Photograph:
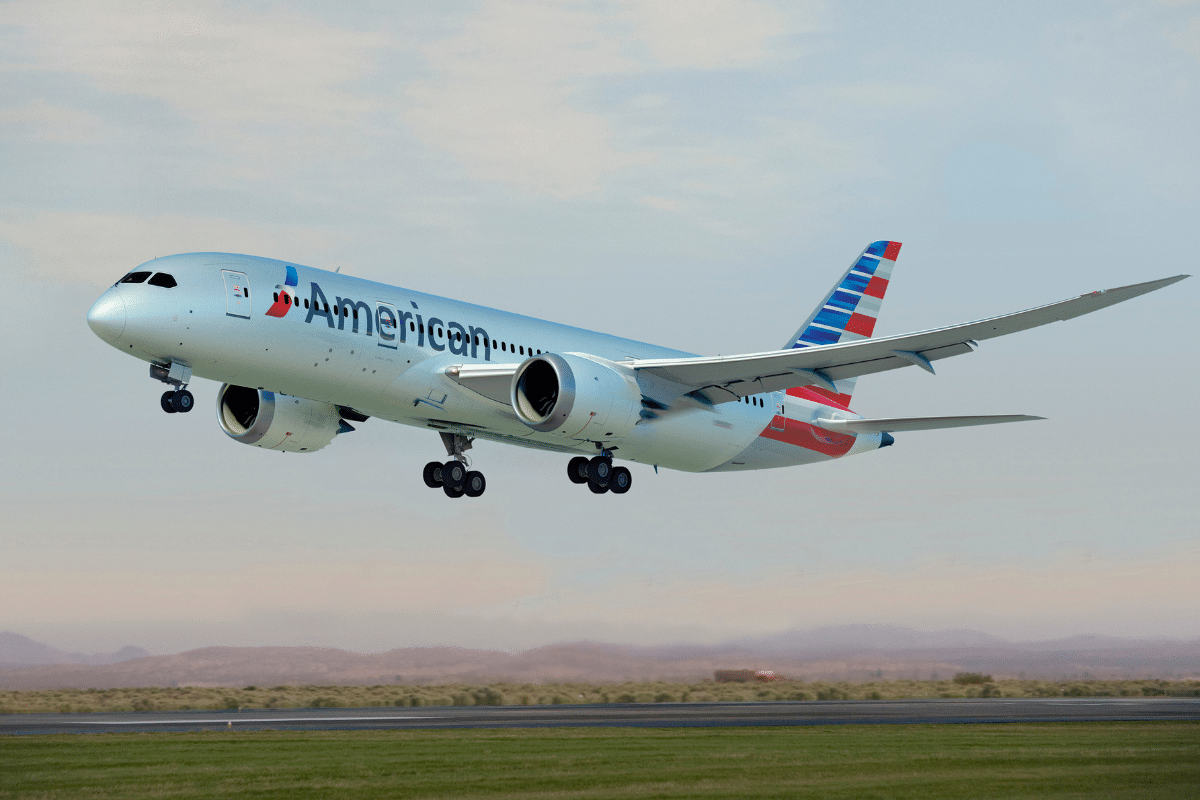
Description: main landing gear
567,453,631,495
423,432,486,498
151,361,194,414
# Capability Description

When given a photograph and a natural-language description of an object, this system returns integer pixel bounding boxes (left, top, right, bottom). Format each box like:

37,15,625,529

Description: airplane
85,241,1187,498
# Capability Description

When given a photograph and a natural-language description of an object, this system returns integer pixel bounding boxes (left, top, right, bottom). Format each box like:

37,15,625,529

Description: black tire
171,389,194,413
567,456,590,484
609,466,632,494
443,483,465,498
161,391,177,413
463,471,486,498
588,480,609,494
588,456,612,485
423,461,443,488
443,460,467,490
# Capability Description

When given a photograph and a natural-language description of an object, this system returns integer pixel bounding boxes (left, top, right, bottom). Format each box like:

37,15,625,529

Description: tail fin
781,240,901,408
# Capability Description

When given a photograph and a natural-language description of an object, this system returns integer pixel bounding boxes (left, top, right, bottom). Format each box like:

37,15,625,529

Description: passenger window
148,273,177,288
410,321,415,332
305,299,310,309
119,271,151,284
519,346,524,355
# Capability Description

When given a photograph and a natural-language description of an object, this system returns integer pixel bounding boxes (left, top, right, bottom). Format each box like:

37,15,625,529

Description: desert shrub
130,698,157,712
1142,685,1167,696
223,697,240,709
1063,684,1092,697
952,672,992,685
615,693,636,703
980,684,1002,698
868,690,883,700
451,693,473,706
473,688,505,706
551,695,568,705
1032,685,1061,697
816,688,849,701
654,692,675,703
788,691,812,701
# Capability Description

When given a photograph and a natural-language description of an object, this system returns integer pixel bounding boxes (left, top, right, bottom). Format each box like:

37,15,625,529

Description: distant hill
0,626,1197,689
0,632,149,669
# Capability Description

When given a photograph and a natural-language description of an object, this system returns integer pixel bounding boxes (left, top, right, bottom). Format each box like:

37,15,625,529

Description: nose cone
87,291,126,343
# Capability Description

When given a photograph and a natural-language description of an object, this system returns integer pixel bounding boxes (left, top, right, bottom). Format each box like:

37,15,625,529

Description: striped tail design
782,240,901,408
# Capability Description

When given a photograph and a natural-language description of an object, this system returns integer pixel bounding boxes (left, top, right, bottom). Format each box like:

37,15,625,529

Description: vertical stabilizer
782,240,900,408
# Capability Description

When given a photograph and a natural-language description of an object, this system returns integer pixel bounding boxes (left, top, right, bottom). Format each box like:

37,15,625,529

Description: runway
4,697,1199,734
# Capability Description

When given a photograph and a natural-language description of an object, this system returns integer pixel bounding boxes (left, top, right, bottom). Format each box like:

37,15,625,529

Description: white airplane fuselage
87,252,880,474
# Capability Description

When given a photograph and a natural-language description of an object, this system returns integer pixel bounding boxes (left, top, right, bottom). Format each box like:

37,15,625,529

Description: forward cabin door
222,270,251,318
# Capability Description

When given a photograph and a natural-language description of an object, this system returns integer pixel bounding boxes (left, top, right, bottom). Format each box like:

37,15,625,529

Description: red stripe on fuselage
759,416,857,457
787,386,854,411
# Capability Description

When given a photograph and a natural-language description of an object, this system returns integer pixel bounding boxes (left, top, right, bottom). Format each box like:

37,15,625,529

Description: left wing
632,275,1188,404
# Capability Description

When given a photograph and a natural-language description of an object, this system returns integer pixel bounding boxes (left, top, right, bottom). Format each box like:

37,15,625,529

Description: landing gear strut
151,362,194,413
423,433,487,499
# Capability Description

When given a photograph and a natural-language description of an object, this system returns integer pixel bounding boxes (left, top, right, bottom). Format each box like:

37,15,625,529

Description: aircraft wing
814,414,1043,433
444,363,522,404
631,275,1188,403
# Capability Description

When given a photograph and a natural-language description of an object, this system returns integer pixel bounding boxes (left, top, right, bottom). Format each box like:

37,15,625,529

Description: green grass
1,723,1197,799
3,677,1198,714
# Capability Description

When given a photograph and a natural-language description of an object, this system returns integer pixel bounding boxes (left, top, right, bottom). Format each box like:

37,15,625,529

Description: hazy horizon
2,1,1197,655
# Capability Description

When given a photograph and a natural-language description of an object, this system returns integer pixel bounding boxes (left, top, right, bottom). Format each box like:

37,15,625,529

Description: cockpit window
148,272,177,288
119,271,151,284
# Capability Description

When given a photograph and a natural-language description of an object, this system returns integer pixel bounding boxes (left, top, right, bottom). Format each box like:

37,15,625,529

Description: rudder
781,240,901,407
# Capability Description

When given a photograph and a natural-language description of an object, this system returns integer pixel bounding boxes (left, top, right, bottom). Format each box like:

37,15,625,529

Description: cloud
402,0,818,197
3,0,384,126
0,209,343,286
0,102,109,144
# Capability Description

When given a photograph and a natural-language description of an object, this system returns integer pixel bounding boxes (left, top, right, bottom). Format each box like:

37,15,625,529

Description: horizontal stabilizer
814,414,1044,433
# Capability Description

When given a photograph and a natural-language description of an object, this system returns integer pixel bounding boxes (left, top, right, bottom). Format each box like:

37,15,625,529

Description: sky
1,0,1197,655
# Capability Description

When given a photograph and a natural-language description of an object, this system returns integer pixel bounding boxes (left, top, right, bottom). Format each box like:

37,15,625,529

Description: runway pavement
4,697,1199,734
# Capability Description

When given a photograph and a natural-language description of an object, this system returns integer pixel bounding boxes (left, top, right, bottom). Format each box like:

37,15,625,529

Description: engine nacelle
216,384,350,453
511,353,642,442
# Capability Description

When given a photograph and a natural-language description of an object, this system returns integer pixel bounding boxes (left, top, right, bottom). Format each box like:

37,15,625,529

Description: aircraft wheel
442,460,467,490
422,461,443,488
588,480,609,494
171,389,194,413
567,456,590,484
161,391,178,413
587,456,612,485
609,466,632,494
443,483,465,498
463,471,486,498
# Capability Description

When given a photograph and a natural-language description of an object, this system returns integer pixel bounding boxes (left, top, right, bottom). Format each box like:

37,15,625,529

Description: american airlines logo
264,268,494,361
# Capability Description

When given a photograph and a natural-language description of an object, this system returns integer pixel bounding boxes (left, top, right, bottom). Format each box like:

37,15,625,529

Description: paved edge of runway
4,698,1199,735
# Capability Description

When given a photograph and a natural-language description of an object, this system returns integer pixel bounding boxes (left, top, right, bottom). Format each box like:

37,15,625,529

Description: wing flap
814,414,1044,433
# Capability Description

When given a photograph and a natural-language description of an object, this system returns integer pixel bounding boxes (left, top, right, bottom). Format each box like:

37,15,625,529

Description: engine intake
511,353,641,441
216,384,351,453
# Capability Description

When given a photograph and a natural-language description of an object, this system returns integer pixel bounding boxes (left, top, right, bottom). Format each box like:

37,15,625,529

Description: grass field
1,723,1197,799
3,677,1198,714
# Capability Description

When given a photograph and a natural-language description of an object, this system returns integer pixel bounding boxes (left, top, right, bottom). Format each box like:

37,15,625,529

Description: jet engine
216,384,354,453
511,353,642,441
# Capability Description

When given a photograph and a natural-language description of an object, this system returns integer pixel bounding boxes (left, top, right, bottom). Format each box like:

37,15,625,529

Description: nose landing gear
423,433,487,498
152,362,195,413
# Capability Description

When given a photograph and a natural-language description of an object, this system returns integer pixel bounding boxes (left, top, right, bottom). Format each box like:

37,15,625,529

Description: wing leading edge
632,274,1189,404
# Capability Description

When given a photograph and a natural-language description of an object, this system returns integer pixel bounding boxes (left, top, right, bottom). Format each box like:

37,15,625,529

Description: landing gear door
376,302,399,349
222,270,251,318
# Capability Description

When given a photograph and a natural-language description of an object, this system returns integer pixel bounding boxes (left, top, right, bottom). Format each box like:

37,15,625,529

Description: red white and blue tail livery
86,241,1189,497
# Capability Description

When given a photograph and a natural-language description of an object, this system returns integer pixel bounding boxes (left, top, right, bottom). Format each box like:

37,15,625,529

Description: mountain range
1,625,1197,689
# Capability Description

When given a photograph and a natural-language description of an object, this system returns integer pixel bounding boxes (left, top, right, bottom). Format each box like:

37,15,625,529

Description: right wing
814,414,1043,434
631,275,1189,404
